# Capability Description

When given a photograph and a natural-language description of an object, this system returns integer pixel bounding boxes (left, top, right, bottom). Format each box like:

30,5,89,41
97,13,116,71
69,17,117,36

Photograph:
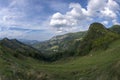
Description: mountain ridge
78,22,119,55
0,22,120,80
32,31,86,54
0,38,43,60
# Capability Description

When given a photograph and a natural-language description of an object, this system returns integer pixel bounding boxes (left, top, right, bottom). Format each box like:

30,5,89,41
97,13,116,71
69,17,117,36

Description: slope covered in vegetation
32,31,86,54
33,39,120,80
0,38,43,60
109,25,120,34
1,38,120,80
78,23,119,55
0,23,120,80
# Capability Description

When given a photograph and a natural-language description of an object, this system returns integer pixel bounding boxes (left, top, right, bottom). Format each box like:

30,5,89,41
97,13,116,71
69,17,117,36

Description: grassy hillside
0,38,43,60
0,38,48,80
32,31,86,54
32,23,120,57
31,39,120,80
78,23,119,55
0,38,120,80
0,23,120,80
109,25,120,34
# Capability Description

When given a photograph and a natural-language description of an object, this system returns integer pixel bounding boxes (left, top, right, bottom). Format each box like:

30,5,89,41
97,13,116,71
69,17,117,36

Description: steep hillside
0,38,52,80
0,23,120,80
32,39,120,80
32,31,86,54
0,37,120,80
0,38,43,60
78,23,119,55
18,39,39,45
109,25,120,34
32,23,120,59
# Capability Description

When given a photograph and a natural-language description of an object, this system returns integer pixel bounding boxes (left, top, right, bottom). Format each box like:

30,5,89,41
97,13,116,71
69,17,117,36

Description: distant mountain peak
78,23,119,55
109,25,120,34
0,38,43,61
0,38,19,44
84,23,108,40
2,37,10,41
89,22,106,32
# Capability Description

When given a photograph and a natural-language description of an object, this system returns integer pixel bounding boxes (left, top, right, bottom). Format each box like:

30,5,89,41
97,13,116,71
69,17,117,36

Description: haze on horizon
0,0,120,41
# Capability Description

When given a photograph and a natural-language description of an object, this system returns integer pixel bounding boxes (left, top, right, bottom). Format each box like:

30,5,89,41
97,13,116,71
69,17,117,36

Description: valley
0,23,120,80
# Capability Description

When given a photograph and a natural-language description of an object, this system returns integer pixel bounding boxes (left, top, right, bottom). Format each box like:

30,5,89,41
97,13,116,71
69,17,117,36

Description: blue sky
0,0,120,41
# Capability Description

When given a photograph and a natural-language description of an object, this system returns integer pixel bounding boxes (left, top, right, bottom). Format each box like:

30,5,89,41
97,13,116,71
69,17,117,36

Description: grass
30,39,120,80
0,39,120,80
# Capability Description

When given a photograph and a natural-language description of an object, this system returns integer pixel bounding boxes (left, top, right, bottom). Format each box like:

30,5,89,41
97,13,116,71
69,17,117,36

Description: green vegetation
33,39,120,80
0,22,120,80
78,23,119,55
109,25,120,34
0,38,44,61
1,38,120,80
32,31,86,54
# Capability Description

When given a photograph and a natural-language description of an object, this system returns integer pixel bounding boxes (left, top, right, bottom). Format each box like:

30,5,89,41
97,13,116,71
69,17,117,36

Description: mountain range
0,22,120,80
32,31,86,54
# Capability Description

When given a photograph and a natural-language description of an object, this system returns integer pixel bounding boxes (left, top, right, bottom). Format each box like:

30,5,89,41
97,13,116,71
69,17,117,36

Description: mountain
30,23,120,80
0,38,50,80
0,38,43,60
0,23,120,80
31,23,120,61
109,25,120,34
32,31,86,54
77,23,119,55
32,23,120,57
34,39,120,80
18,39,39,45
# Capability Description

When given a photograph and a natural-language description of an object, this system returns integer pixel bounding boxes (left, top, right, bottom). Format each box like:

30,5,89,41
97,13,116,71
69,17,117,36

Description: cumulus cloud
100,0,119,19
50,0,120,32
0,0,48,39
102,21,109,25
87,0,107,16
50,3,91,32
0,0,120,40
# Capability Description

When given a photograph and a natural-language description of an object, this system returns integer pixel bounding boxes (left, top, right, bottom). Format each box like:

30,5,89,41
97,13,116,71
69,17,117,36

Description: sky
0,0,120,41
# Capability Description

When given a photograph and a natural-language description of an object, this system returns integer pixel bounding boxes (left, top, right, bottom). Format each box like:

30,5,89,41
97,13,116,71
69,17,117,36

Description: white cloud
0,9,24,27
87,0,107,16
101,7,116,18
0,0,120,40
102,21,109,25
0,0,45,30
50,12,66,27
50,0,120,32
112,19,120,25
0,0,45,39
0,30,28,39
50,3,91,32
0,0,26,28
100,0,119,19
0,0,32,39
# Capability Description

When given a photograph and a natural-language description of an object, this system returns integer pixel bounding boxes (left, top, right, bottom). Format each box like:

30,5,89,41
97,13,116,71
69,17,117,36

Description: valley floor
0,39,120,80
31,39,120,80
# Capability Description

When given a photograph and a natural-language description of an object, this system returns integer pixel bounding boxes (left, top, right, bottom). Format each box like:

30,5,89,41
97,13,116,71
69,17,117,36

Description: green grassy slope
0,23,120,80
109,25,120,34
1,39,120,80
32,39,120,80
77,23,119,55
32,31,86,54
0,38,43,60
0,38,48,80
